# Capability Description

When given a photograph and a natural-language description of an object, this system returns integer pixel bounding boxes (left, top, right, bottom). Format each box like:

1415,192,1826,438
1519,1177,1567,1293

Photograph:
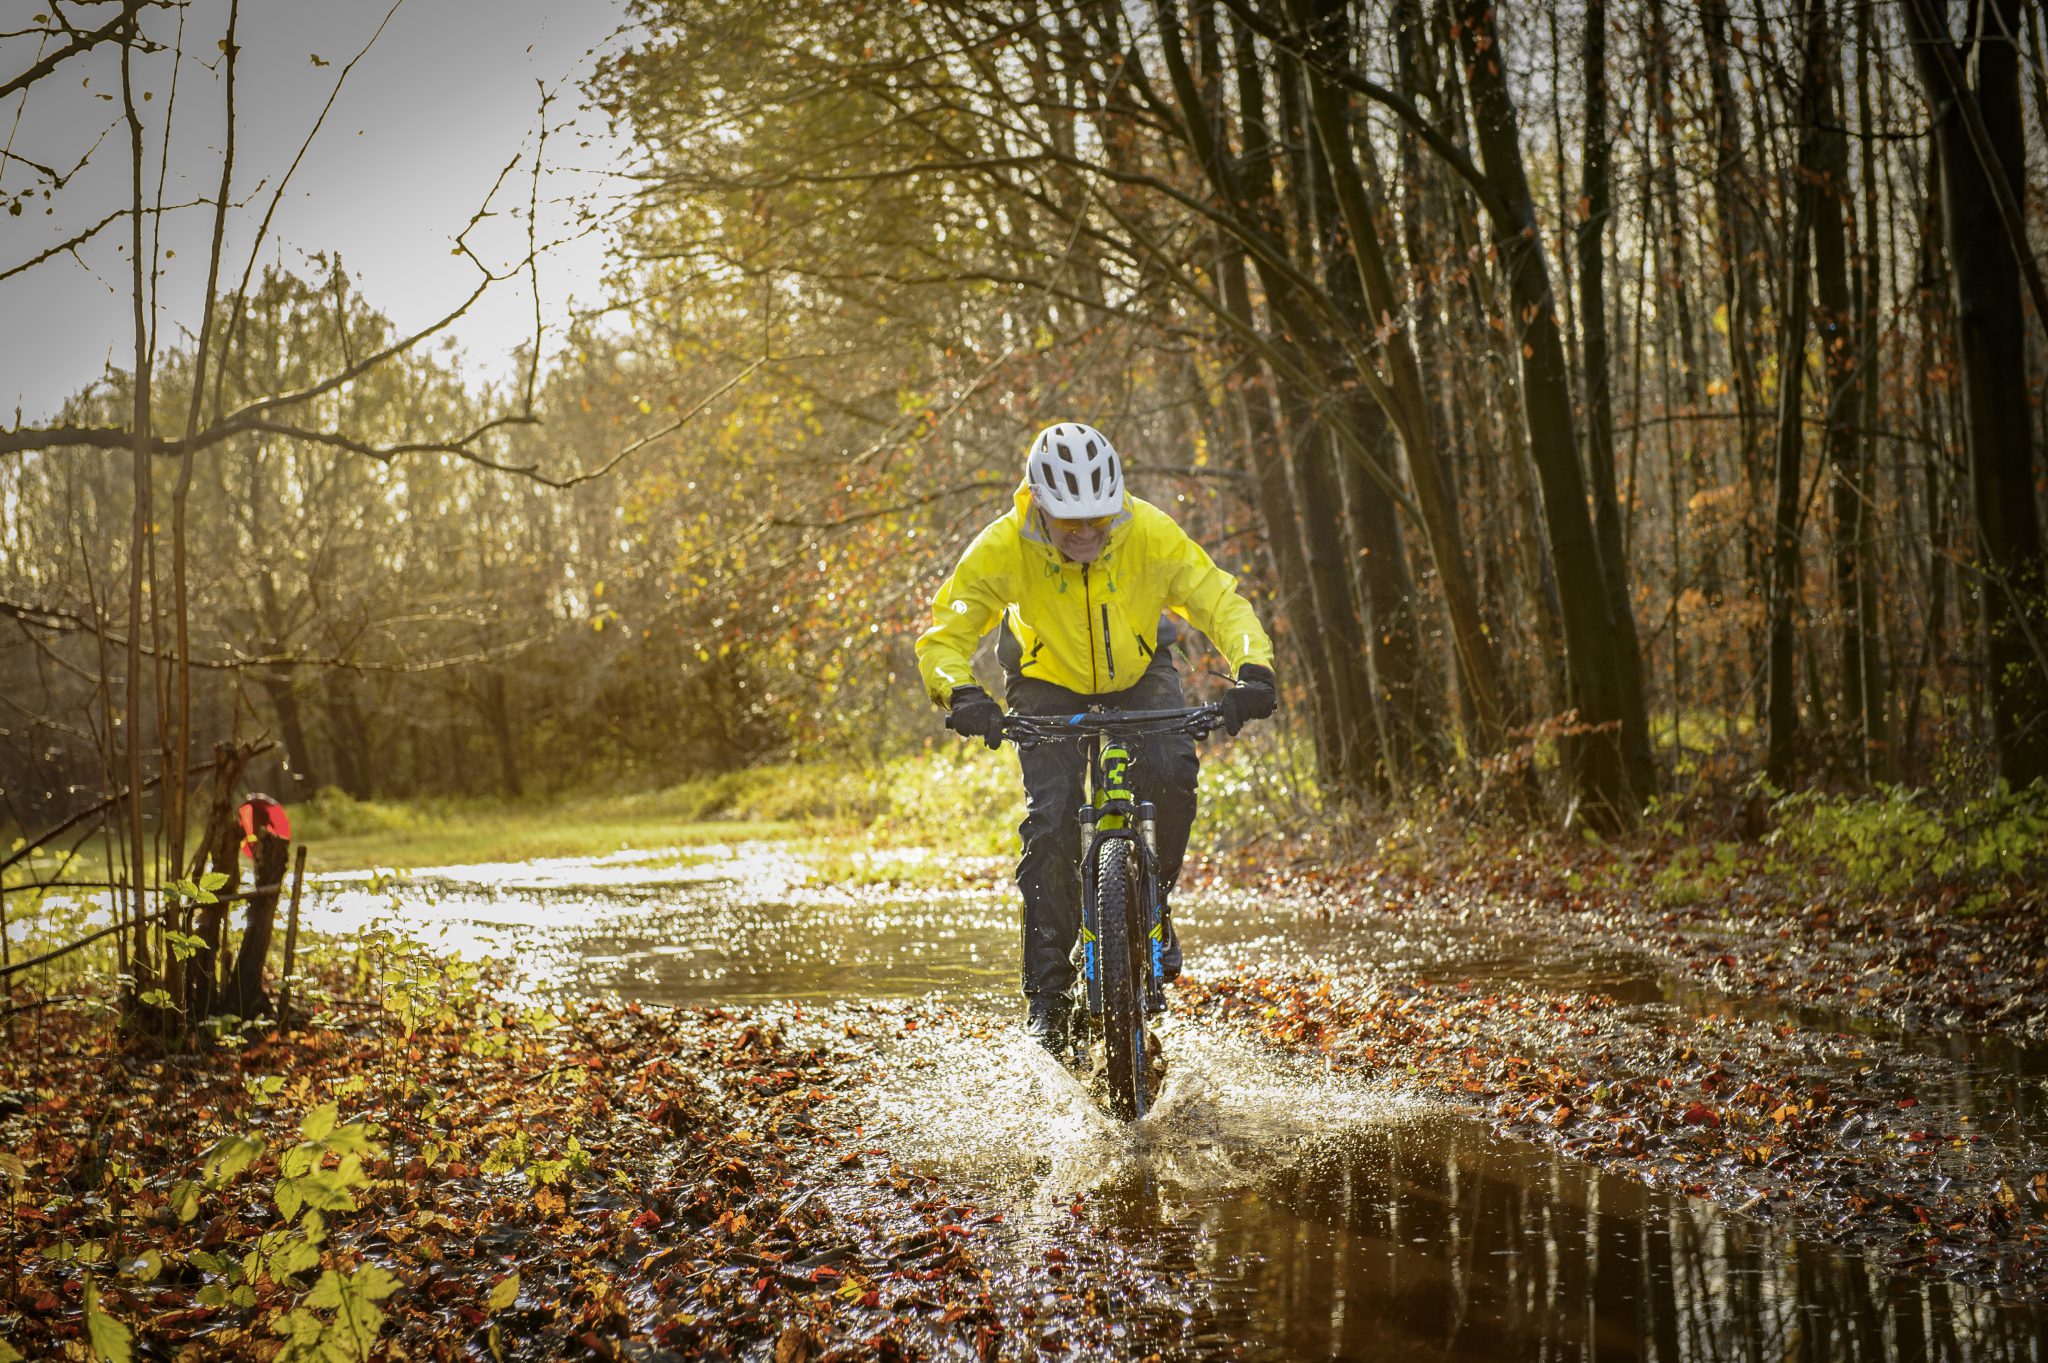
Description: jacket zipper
1101,604,1115,682
1082,563,1098,692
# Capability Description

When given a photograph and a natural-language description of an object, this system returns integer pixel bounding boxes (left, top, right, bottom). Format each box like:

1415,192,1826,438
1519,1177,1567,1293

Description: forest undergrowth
1,969,1205,1362
1192,770,2048,1039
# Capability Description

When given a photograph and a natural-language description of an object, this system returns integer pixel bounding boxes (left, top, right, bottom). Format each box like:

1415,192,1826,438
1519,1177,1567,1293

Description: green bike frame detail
1078,737,1156,1029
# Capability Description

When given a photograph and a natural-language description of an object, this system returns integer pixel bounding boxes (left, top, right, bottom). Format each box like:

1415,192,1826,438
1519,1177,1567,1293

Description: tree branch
0,0,152,100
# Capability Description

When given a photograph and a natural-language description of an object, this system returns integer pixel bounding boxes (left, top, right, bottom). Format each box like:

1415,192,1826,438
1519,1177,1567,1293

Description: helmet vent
1025,421,1124,518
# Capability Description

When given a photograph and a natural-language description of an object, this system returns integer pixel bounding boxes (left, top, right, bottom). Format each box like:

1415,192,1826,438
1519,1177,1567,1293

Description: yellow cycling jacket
916,482,1275,704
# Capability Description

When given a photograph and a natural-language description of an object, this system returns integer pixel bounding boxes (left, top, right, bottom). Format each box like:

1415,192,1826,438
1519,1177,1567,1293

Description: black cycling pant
1005,649,1197,1000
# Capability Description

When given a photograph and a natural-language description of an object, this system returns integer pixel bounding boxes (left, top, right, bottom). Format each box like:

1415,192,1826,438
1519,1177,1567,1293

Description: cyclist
915,422,1278,1053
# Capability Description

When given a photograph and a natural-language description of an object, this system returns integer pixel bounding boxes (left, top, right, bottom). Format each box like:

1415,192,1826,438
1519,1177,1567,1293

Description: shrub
1768,781,2048,906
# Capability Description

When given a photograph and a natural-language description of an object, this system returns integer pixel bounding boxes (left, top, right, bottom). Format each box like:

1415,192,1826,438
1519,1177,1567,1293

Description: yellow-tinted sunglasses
1048,514,1114,532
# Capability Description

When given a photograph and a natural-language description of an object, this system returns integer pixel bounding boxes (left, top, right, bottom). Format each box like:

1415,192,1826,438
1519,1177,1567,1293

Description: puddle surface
306,844,2048,1359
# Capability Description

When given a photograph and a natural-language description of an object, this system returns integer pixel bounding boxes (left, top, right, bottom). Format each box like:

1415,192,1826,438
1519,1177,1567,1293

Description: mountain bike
991,705,1224,1122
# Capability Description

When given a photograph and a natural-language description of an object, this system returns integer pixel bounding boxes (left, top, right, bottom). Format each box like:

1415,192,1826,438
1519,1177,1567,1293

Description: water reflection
856,1016,2047,1362
1198,1117,2048,1362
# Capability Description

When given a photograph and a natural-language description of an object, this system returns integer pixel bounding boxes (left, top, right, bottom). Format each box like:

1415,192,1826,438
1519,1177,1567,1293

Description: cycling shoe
1024,994,1072,1054
1158,908,1182,983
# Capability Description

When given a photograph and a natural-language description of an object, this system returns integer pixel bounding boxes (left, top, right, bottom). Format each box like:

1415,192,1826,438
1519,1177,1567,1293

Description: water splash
858,1006,1419,1228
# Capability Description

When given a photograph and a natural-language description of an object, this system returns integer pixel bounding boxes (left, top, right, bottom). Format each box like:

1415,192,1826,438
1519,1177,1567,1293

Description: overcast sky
1,0,633,424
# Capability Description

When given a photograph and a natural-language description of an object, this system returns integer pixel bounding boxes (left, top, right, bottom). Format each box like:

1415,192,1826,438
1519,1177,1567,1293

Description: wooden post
277,845,308,1026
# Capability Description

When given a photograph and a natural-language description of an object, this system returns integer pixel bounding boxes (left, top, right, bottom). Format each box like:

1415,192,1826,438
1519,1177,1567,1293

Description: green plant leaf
323,1123,376,1159
300,1102,339,1143
300,1264,397,1360
203,1133,265,1186
488,1271,520,1312
292,1168,359,1214
281,1142,319,1180
271,1238,322,1278
83,1276,133,1363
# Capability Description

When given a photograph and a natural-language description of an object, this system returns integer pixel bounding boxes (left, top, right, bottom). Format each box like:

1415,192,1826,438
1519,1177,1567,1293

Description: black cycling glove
1220,663,1278,736
946,685,1005,749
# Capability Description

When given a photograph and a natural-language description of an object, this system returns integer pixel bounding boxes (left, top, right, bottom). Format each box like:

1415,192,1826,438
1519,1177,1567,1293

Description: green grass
287,747,1026,872
298,804,808,873
5,730,1310,892
291,731,1312,874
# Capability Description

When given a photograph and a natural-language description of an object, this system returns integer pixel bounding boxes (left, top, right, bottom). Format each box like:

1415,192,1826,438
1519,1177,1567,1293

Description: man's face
1041,508,1113,563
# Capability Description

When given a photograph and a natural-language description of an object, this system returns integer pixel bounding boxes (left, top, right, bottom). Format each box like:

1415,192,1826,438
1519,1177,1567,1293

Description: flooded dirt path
310,843,2048,1359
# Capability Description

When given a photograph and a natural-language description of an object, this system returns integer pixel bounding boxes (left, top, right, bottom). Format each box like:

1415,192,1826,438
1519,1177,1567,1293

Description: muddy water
313,846,2048,1360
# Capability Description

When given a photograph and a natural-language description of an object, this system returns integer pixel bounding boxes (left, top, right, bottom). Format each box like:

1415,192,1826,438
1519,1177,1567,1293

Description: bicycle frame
1076,731,1159,1021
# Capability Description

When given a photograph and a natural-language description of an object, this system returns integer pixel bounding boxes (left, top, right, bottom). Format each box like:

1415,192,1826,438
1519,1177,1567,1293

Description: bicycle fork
1076,803,1162,1020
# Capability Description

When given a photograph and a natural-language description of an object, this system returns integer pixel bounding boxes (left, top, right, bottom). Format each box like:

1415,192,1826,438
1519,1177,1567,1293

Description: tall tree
1904,0,2048,787
1452,0,1655,822
1765,0,1830,788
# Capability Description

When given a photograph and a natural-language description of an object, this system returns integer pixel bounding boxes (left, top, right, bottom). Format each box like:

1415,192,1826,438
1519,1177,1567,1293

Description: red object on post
237,795,292,858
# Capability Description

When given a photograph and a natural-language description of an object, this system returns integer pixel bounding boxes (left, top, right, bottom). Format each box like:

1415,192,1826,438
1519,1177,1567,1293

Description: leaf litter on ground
2,980,1246,1361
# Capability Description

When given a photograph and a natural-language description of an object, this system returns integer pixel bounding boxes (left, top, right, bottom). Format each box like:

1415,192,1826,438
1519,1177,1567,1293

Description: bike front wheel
1092,836,1151,1121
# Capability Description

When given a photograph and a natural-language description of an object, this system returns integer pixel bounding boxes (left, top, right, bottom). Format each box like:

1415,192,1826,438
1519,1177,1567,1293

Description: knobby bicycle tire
1093,836,1150,1121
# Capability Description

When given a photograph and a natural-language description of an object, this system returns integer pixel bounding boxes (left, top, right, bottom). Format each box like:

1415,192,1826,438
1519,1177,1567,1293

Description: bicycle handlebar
997,704,1226,747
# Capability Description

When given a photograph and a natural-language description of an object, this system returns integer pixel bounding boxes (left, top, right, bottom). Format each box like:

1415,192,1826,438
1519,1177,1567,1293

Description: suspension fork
1078,734,1106,1015
1078,735,1160,1016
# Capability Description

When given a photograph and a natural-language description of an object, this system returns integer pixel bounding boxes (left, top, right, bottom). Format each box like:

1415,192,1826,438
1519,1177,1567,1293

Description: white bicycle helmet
1025,422,1125,518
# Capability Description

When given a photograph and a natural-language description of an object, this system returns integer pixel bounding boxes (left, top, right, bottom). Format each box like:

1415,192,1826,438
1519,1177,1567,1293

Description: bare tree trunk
481,666,524,799
1335,409,1431,782
257,662,316,796
1212,202,1350,783
120,22,157,1013
1812,14,1870,778
1905,0,2048,786
1284,404,1383,792
1398,0,1568,730
1818,10,1867,769
1851,0,1890,775
1766,0,1829,789
169,0,239,887
1145,2,1382,795
323,669,369,799
1280,15,1431,784
1578,0,1624,744
1455,0,1655,824
1702,0,1768,699
1282,0,1502,764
